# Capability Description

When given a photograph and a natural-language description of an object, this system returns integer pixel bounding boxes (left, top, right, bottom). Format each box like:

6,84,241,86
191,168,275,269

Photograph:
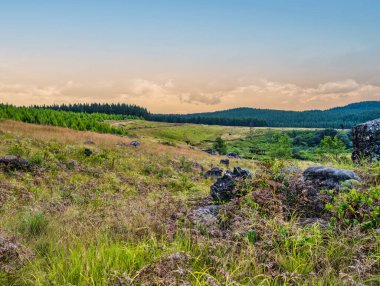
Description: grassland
0,120,379,285
112,120,351,161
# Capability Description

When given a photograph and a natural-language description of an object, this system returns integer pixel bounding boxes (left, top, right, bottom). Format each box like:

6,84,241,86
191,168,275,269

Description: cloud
221,79,380,110
179,91,224,105
0,83,63,103
313,79,360,94
0,78,379,112
126,79,175,98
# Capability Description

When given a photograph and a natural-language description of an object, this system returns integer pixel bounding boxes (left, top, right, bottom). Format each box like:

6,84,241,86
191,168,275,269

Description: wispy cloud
1,78,379,112
173,79,380,110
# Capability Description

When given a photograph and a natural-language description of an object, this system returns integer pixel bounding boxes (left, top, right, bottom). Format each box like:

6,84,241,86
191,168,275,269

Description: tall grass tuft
17,235,163,286
19,212,49,237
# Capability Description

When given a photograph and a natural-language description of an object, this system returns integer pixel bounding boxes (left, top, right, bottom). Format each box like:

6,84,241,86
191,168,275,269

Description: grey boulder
303,166,360,191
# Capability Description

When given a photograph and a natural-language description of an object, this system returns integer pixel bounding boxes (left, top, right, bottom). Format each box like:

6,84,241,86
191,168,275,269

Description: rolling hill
151,101,380,128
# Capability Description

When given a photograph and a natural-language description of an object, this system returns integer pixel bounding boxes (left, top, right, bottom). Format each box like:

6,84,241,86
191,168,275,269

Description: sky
1,0,380,113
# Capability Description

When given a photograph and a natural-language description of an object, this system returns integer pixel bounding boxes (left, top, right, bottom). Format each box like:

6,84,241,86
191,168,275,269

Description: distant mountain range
151,101,380,128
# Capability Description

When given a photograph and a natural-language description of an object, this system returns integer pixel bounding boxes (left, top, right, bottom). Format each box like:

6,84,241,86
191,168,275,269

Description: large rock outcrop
352,118,380,162
303,166,360,191
285,166,360,217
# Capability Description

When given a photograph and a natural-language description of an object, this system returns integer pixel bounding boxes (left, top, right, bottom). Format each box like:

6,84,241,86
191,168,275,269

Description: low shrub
325,186,380,229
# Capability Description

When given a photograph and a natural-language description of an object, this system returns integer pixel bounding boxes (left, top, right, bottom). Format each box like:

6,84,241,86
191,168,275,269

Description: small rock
227,152,241,159
0,156,30,171
204,167,223,178
203,149,219,156
130,141,141,147
220,159,230,166
84,148,93,156
231,166,252,178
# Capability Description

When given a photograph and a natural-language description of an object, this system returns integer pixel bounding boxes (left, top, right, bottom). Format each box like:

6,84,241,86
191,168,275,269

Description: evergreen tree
270,134,292,159
318,136,346,160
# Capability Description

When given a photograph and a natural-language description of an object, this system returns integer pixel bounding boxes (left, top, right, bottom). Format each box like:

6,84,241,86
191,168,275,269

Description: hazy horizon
1,0,380,113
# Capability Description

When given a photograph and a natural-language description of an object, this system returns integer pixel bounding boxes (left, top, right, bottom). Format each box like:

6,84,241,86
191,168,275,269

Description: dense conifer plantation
36,103,149,118
0,104,141,135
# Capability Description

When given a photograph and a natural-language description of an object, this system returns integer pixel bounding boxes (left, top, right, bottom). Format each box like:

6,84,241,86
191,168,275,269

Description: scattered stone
0,233,33,272
84,140,95,145
210,167,252,202
203,148,219,156
227,152,241,159
130,141,141,147
352,118,380,162
84,148,93,156
220,158,230,167
0,156,30,171
231,166,252,178
303,166,360,191
204,167,223,178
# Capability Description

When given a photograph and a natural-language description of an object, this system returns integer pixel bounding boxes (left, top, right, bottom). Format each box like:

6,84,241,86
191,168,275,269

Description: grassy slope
0,120,379,285
112,120,350,161
111,120,251,144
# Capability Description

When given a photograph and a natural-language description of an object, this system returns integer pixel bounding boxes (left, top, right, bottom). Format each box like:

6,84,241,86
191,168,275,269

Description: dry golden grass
0,120,212,160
